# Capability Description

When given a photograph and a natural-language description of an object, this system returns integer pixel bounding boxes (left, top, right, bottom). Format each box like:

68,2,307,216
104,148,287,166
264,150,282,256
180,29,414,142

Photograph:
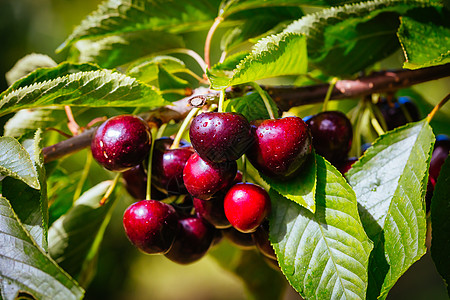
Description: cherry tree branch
43,64,450,163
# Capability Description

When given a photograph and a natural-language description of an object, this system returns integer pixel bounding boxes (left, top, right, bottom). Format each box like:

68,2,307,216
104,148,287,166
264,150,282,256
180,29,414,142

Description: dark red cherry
246,117,312,178
122,165,167,200
376,96,420,130
252,220,276,260
337,157,358,175
189,112,253,163
152,138,194,195
164,215,216,264
193,196,231,229
222,227,255,249
123,200,179,254
183,153,237,200
306,111,352,163
224,183,271,233
91,115,152,172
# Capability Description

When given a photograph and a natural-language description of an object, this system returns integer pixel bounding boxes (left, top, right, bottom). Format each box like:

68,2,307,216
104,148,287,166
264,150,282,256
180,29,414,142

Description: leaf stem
146,126,158,200
218,89,225,113
64,106,81,135
250,82,275,119
166,48,207,73
322,77,338,112
427,93,450,123
170,107,200,149
204,17,224,68
73,152,92,202
100,173,121,206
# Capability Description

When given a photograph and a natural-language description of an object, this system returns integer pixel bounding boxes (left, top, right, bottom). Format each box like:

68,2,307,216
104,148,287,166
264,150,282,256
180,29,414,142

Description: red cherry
224,183,271,233
246,117,312,178
123,200,179,254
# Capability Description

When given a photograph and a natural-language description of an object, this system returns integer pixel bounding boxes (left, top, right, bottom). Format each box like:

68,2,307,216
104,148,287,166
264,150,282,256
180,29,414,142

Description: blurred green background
0,1,448,299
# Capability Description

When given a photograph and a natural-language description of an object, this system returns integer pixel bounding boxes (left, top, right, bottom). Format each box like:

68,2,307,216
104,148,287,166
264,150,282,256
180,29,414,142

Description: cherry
222,227,255,249
252,220,276,260
152,138,194,195
183,153,237,200
193,195,231,229
246,117,312,178
224,182,271,233
306,111,352,163
164,215,216,264
123,200,179,254
122,165,167,200
376,96,420,130
91,115,152,172
426,134,450,211
189,112,253,163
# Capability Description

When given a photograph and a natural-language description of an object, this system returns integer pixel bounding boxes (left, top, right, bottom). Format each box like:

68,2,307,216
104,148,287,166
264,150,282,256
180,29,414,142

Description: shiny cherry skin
376,96,420,130
164,215,216,264
122,165,167,200
123,200,179,254
246,117,312,178
152,138,194,195
91,115,152,172
306,111,352,163
193,195,231,229
252,220,276,260
183,153,237,200
224,183,271,233
189,112,253,163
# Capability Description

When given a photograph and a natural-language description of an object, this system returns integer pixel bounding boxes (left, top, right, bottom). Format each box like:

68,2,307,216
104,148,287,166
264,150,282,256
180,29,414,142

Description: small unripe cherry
224,183,271,233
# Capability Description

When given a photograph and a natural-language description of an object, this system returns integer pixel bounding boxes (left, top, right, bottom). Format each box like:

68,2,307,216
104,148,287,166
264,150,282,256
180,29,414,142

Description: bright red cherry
189,112,253,163
306,111,352,163
164,215,216,264
224,183,271,233
123,200,179,254
246,117,312,178
183,153,237,200
91,115,152,172
152,138,194,195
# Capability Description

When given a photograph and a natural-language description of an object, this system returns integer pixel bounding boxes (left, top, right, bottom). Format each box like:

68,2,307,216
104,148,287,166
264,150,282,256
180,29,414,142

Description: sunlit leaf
223,90,279,122
4,108,66,138
6,53,57,86
347,119,434,300
127,56,189,83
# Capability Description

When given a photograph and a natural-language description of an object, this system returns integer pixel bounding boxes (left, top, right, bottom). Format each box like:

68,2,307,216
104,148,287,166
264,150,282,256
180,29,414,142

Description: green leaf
270,155,373,299
430,157,450,295
158,65,190,90
0,136,39,189
4,108,66,137
347,119,434,300
209,241,285,300
49,181,117,287
58,0,222,52
3,130,49,251
208,32,307,89
68,30,185,68
223,90,279,122
0,196,84,300
284,0,440,75
6,53,57,86
261,153,316,213
398,9,450,69
0,63,167,117
127,56,189,83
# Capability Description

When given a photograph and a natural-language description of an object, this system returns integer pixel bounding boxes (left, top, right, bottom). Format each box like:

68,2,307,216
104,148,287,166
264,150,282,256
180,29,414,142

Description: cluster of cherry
89,95,448,266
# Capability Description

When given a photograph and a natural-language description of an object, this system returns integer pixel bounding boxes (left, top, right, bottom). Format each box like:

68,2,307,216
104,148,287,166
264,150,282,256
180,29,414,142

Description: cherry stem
146,127,158,200
242,155,247,183
427,93,450,123
165,48,207,74
156,123,167,139
250,82,275,119
64,106,81,135
45,127,72,138
100,173,121,206
86,117,107,129
204,17,224,68
170,107,200,150
367,102,385,136
218,89,225,113
322,77,338,112
73,153,92,202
